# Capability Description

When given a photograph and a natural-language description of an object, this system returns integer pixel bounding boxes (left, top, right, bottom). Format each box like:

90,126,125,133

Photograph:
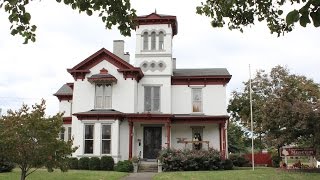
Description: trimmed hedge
229,154,250,167
223,159,234,170
0,158,14,173
68,157,78,169
78,157,90,170
101,156,114,170
89,157,101,170
158,148,223,171
115,160,133,172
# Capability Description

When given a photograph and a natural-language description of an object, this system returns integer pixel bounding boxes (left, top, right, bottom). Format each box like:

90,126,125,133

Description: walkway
122,172,157,180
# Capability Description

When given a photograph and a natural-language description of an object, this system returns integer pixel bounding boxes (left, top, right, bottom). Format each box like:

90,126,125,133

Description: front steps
138,161,158,172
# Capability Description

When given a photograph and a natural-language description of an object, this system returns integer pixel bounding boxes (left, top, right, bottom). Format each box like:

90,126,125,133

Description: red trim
220,123,226,160
87,77,118,83
66,83,74,90
54,95,72,102
74,113,123,120
129,121,133,159
63,117,72,124
67,48,144,81
135,13,178,36
118,68,144,82
219,124,222,154
166,123,171,148
171,76,232,86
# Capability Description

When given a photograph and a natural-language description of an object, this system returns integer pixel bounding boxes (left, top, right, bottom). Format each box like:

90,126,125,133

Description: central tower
134,13,178,75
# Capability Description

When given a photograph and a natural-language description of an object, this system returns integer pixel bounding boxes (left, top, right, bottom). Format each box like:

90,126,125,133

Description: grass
0,168,128,180
153,167,320,180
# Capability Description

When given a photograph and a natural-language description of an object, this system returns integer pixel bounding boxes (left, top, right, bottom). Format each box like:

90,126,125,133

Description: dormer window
95,84,112,109
159,31,164,50
143,32,148,50
151,32,156,50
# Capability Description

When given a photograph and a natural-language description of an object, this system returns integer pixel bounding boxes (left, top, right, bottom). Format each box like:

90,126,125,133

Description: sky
0,0,319,116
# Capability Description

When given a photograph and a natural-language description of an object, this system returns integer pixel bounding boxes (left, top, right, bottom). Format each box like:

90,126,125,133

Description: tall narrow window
84,124,94,154
159,31,164,50
95,84,112,109
144,86,160,112
143,32,148,50
101,125,111,154
151,32,156,50
192,88,202,112
68,127,72,140
59,128,65,140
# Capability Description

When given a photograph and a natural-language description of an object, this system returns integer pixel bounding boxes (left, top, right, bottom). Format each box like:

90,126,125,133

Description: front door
143,127,162,159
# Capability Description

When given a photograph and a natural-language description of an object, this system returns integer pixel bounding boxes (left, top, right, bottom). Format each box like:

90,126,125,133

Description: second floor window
143,32,148,50
144,86,160,112
159,31,164,50
192,88,202,112
151,32,156,50
95,84,112,109
68,127,72,140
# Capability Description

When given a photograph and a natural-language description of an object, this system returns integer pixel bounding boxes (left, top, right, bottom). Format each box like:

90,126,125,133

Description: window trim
84,124,94,154
144,86,161,112
191,88,203,113
101,124,112,155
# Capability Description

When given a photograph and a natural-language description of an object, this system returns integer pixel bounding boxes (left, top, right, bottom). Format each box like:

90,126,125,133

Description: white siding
59,100,72,117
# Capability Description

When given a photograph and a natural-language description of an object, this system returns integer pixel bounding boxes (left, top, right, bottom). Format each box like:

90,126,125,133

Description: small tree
0,100,77,180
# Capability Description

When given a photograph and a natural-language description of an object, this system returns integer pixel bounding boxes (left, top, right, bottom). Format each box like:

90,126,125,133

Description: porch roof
172,114,229,124
74,109,123,120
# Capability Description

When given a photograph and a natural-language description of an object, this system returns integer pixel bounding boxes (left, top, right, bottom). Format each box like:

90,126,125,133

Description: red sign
280,148,316,156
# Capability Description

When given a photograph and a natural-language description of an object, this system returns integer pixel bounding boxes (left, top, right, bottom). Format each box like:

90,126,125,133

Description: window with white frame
101,125,111,154
59,128,65,140
84,124,94,154
151,32,156,50
192,88,202,112
68,127,72,140
159,31,164,50
144,86,160,112
95,84,112,109
143,32,148,50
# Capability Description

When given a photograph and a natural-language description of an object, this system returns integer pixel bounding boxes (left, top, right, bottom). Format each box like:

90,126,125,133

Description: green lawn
0,168,128,180
153,167,320,180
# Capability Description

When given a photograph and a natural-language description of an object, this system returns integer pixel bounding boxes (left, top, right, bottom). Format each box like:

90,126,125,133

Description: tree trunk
20,168,27,180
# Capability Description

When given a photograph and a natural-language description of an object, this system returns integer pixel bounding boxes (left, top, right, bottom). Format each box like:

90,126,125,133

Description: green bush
101,156,114,170
115,160,133,172
89,157,101,170
272,155,282,168
223,159,233,170
68,157,78,169
78,157,90,170
158,148,223,171
0,158,14,173
229,154,250,167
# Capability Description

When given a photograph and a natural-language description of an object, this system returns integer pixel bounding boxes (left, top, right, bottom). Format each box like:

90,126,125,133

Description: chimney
172,58,176,69
113,40,130,63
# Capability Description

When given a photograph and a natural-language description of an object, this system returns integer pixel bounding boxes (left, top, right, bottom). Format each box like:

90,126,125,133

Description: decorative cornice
171,75,232,86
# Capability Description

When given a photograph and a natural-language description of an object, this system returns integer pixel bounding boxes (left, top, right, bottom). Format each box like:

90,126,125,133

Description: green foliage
229,154,250,167
115,160,133,172
78,157,90,170
89,157,101,170
158,148,223,171
0,0,136,44
196,0,320,36
0,158,15,173
228,121,248,153
223,159,234,170
100,156,114,170
272,155,282,168
68,157,78,170
0,100,76,180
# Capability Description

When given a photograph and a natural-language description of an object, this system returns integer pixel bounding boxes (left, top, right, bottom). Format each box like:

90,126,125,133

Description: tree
228,66,320,158
0,100,77,180
0,0,136,44
196,0,320,36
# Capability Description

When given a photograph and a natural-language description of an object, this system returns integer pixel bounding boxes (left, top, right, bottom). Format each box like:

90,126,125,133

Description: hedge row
0,158,15,173
158,148,233,171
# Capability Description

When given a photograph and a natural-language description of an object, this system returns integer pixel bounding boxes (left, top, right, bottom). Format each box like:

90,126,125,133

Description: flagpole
249,64,255,171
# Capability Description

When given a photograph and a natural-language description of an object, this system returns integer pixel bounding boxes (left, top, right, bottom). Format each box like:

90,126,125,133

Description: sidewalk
122,172,157,180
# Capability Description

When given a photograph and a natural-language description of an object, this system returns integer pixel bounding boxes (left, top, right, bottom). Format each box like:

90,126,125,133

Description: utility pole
249,64,255,171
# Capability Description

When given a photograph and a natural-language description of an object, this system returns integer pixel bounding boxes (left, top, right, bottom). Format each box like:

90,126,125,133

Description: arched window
151,32,156,50
143,32,148,50
159,31,164,50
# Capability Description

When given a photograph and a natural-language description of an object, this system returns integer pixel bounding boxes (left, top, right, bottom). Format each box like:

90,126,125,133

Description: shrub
229,154,250,167
158,148,223,171
68,157,78,169
89,157,101,170
223,159,233,170
272,155,282,168
115,160,133,172
0,158,14,173
101,156,114,170
78,157,90,170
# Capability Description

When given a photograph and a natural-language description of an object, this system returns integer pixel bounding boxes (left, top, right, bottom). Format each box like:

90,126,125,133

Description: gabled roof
135,13,178,36
67,48,144,81
53,83,73,101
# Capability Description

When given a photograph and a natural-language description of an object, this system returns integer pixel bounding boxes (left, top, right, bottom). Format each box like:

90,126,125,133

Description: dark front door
143,127,162,159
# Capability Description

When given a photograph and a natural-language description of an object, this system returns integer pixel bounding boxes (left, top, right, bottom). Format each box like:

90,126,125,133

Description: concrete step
138,164,158,173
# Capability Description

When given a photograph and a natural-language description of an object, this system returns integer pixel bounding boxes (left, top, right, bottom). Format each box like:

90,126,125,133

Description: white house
54,13,232,162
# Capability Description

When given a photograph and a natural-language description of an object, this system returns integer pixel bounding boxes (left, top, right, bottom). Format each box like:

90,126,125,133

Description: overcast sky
0,0,319,116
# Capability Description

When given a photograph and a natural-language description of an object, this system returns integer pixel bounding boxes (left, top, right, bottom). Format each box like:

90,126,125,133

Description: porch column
220,123,226,160
128,121,133,159
166,122,171,148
